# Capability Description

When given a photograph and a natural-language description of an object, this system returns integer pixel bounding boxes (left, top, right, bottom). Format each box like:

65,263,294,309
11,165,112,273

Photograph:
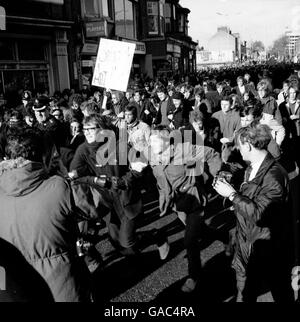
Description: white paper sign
0,6,6,31
92,38,136,92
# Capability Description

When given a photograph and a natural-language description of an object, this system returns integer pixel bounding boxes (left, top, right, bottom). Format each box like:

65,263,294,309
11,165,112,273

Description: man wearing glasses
70,114,146,263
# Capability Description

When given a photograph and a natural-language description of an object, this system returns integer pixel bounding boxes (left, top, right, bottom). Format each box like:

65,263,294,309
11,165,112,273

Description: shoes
157,241,170,260
181,278,197,293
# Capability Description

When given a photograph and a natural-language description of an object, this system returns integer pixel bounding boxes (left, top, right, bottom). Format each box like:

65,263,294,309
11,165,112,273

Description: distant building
207,27,235,63
140,0,197,78
196,48,211,68
294,37,300,62
206,26,247,65
285,30,300,59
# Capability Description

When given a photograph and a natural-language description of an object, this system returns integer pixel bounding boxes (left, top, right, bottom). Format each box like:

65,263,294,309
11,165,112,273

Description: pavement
92,187,274,303
0,184,274,303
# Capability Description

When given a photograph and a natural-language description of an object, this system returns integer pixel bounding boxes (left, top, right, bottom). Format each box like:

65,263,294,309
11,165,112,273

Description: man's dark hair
220,95,233,105
235,122,272,150
194,87,205,98
125,104,138,119
156,85,167,94
6,128,44,162
236,76,244,83
8,109,24,122
134,89,143,96
83,101,100,115
83,113,115,132
72,94,84,106
239,102,262,119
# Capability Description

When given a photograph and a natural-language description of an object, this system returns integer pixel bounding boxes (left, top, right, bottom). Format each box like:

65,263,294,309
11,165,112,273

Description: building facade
76,0,197,86
295,37,300,62
207,27,236,64
0,0,197,97
78,0,147,87
139,0,197,78
285,30,300,60
0,0,76,97
204,26,247,66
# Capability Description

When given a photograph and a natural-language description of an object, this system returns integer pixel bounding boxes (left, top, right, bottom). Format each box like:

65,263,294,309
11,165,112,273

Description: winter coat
139,99,157,126
260,96,282,125
280,100,300,138
149,142,222,216
153,96,175,126
231,153,291,275
0,158,91,302
212,110,241,140
277,90,288,106
127,120,151,152
33,115,68,149
167,103,191,130
70,140,143,219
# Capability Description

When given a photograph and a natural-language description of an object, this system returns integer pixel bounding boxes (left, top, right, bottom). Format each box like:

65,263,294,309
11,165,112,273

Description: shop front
0,36,50,95
0,19,72,100
122,39,146,78
80,42,99,86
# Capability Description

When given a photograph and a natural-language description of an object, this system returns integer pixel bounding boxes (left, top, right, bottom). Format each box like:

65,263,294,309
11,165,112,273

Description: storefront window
115,0,136,40
174,57,179,71
34,70,49,92
0,76,4,97
0,40,15,61
0,39,49,95
3,70,34,92
18,39,46,61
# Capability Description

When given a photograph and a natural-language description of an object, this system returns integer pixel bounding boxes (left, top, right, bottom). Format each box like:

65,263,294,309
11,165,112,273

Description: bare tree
250,40,265,53
269,35,289,58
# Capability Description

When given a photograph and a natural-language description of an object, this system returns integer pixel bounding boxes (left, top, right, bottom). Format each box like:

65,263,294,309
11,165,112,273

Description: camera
76,238,92,257
214,171,233,184
94,175,111,189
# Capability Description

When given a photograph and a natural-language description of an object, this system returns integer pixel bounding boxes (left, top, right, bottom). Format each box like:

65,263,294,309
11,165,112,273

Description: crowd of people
0,62,300,302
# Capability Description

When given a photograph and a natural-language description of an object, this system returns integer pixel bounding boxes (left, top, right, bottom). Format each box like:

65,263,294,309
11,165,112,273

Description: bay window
147,1,159,35
147,0,165,36
164,2,172,33
115,0,137,40
82,0,113,20
178,14,184,33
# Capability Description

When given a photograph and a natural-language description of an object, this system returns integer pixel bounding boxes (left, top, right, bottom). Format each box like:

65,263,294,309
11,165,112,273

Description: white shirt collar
249,154,267,181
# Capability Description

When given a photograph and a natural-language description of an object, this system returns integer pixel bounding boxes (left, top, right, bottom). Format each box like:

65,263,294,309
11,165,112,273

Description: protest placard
92,38,136,92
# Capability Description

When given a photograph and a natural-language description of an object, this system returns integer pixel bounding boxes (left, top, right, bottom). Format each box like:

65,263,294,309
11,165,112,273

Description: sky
180,0,300,49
